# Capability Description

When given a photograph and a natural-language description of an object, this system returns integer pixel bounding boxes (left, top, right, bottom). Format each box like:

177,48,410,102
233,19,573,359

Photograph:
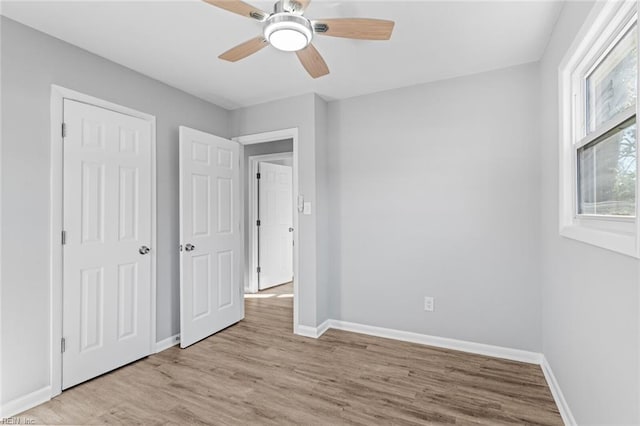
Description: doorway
234,129,300,333
248,153,294,292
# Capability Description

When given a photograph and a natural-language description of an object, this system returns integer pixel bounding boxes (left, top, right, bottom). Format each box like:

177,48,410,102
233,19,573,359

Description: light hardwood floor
24,282,562,425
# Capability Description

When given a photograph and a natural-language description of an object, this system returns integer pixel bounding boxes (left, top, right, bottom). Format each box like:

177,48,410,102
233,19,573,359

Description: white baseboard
295,325,317,338
316,320,330,337
326,320,575,425
295,320,330,339
0,385,51,418
155,334,180,353
541,356,576,426
293,318,542,365
328,320,543,364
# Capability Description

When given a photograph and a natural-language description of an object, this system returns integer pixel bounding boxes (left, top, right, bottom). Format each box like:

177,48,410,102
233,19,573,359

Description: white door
62,99,153,389
179,126,243,348
258,162,293,290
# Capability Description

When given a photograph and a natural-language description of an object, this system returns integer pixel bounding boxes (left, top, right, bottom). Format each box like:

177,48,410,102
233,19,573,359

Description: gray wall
242,139,293,290
327,63,542,351
230,94,330,328
539,2,640,423
0,17,229,405
314,96,330,325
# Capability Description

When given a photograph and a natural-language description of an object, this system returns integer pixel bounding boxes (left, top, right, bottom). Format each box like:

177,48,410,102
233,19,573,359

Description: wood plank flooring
23,282,562,425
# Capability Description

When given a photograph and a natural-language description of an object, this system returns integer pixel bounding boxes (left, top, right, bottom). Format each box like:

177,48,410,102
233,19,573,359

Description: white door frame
233,129,300,334
246,152,293,294
49,85,157,397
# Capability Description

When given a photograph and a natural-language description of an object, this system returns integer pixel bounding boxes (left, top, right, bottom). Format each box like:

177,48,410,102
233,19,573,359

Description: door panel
63,99,152,389
179,126,242,348
192,174,210,236
118,167,139,241
81,162,105,243
192,254,211,319
217,178,233,233
258,162,293,290
80,267,104,351
117,263,138,340
217,250,233,308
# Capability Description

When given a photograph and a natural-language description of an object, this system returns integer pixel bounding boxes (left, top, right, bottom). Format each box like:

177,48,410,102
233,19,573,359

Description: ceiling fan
204,0,395,78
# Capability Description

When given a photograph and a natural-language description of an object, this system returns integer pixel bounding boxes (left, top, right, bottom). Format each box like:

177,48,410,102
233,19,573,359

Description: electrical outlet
424,297,434,312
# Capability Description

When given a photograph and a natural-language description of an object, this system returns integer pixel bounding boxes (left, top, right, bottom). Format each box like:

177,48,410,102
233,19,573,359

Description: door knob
139,246,150,255
185,243,196,252
289,227,294,232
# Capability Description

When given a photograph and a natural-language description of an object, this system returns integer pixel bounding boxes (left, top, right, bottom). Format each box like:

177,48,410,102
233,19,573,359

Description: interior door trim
49,85,157,399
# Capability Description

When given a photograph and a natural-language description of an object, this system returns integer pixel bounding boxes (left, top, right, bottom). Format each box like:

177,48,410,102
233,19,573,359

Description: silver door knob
289,227,294,232
139,246,150,255
185,243,196,252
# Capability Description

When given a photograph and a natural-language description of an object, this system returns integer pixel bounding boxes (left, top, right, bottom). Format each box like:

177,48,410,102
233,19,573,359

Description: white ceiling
1,0,563,109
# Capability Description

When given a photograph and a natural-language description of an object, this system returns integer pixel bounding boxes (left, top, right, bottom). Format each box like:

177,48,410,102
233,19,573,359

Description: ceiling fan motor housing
263,13,313,52
273,0,304,14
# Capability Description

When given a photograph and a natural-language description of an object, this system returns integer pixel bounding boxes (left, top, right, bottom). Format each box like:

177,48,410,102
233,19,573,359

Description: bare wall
230,93,330,328
539,1,639,423
0,17,229,405
327,63,542,352
314,95,330,325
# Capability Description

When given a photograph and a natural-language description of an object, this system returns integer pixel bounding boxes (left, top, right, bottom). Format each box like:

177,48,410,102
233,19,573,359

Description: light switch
303,202,312,215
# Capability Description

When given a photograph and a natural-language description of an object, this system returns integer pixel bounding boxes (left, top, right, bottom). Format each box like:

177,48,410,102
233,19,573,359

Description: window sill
560,223,639,258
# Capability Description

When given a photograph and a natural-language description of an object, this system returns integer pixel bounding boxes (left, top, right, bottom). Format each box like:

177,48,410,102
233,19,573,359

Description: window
559,1,640,257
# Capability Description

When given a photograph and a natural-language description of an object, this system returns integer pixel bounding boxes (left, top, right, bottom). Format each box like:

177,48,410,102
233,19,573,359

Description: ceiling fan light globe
269,28,309,51
264,14,313,52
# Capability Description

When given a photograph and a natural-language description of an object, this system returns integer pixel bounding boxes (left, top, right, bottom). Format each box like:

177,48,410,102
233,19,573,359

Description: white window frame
559,0,640,258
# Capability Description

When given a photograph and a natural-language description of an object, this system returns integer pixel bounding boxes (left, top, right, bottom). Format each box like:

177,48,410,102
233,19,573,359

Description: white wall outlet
424,297,434,312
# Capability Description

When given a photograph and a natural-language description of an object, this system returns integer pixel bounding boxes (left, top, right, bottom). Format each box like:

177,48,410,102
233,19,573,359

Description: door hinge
256,173,261,179
61,337,66,353
257,266,261,273
61,230,67,245
61,123,67,138
256,220,261,226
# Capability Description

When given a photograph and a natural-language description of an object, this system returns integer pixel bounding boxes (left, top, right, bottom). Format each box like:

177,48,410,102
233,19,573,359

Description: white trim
0,386,52,418
0,4,4,414
558,1,640,258
316,319,330,337
298,318,543,364
541,356,577,426
574,106,635,150
234,128,297,146
296,320,330,339
328,320,543,364
246,152,293,294
321,320,578,423
233,128,301,334
155,334,181,353
49,85,157,398
295,325,319,338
